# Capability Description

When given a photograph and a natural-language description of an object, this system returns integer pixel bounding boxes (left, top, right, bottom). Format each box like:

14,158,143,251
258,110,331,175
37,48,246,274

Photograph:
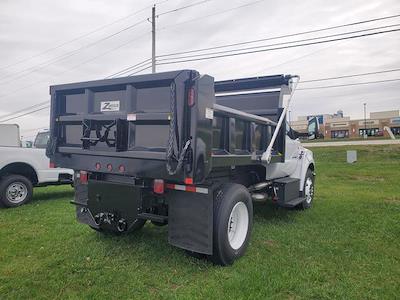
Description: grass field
0,145,399,299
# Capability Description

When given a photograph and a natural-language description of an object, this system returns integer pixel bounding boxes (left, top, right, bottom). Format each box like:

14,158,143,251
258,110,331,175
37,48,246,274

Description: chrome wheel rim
227,202,249,250
304,177,314,204
6,182,28,204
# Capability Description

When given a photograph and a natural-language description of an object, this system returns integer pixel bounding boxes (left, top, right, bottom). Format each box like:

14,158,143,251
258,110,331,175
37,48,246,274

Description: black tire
299,169,315,209
210,183,253,266
89,218,146,234
0,175,33,208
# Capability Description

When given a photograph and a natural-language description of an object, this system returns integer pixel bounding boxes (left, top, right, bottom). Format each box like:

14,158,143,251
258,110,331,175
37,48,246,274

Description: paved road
303,139,400,147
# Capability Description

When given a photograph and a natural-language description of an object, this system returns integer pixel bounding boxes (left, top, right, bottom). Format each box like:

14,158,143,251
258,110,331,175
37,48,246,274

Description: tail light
49,162,56,168
79,171,88,184
153,179,165,194
187,87,195,106
184,177,193,185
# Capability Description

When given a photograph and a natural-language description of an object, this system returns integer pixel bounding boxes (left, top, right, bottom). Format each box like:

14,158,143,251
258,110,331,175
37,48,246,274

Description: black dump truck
47,70,316,265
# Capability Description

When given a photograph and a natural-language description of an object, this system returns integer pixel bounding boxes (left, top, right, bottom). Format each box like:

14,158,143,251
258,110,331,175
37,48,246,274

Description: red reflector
153,179,165,194
49,162,56,168
107,164,113,171
186,185,196,192
95,163,101,170
184,177,193,185
118,165,125,172
165,183,174,189
80,171,88,184
187,87,195,106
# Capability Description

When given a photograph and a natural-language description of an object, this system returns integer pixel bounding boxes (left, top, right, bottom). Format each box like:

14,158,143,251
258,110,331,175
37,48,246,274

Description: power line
158,0,266,32
0,101,49,120
300,68,400,83
0,105,49,123
0,0,170,72
157,0,211,17
128,65,153,76
157,13,400,58
247,42,343,77
157,28,400,65
105,58,152,78
297,78,400,90
157,24,400,61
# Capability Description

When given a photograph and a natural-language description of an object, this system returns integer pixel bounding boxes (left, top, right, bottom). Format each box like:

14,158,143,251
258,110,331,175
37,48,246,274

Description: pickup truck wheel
210,183,253,266
0,175,33,208
299,169,315,209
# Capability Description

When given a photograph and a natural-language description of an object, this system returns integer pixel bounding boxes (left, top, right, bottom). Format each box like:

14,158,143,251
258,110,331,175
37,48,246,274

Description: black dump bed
47,70,293,183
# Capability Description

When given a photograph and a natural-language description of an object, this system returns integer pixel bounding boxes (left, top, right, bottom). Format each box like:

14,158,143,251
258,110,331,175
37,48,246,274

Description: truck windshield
34,132,50,149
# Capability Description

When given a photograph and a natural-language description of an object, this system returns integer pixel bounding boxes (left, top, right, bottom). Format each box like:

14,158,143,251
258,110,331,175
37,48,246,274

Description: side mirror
307,117,318,140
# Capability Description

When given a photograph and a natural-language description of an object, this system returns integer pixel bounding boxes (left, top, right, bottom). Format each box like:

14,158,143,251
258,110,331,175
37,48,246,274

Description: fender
287,146,315,192
298,148,315,191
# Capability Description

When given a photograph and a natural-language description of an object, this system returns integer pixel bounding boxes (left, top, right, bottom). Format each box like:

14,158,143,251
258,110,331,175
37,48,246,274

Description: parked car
0,125,73,207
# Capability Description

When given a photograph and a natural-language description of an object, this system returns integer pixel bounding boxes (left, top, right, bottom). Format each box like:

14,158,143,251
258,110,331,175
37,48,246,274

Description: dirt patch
264,240,277,247
383,197,400,204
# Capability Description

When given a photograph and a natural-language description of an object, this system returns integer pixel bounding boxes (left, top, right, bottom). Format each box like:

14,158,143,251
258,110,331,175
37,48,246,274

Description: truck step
279,197,305,208
137,212,168,223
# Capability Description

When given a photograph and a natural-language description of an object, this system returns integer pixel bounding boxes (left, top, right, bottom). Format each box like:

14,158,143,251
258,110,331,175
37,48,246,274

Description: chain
166,81,191,175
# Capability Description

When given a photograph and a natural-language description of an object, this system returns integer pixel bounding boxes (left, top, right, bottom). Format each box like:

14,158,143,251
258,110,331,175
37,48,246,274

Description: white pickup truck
0,125,73,207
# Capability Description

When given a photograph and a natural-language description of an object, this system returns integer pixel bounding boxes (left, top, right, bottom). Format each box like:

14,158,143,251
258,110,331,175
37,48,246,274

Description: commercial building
290,110,400,139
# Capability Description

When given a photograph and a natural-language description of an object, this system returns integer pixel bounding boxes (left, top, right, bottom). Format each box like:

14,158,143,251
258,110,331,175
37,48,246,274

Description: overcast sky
0,0,399,139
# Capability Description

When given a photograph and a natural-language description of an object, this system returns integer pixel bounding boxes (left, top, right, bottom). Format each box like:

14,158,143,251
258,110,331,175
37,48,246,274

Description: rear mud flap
167,189,213,255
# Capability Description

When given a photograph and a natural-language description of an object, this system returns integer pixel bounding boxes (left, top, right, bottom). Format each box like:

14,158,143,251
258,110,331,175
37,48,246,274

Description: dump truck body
47,70,315,265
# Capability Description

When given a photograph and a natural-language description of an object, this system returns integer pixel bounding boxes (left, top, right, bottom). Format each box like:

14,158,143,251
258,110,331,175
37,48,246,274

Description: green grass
0,145,399,299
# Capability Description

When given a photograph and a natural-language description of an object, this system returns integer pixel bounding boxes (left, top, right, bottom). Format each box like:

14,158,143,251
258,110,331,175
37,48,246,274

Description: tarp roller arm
261,75,300,163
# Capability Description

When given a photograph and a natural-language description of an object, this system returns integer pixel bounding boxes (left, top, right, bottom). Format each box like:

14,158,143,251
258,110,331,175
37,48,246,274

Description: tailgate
47,70,198,179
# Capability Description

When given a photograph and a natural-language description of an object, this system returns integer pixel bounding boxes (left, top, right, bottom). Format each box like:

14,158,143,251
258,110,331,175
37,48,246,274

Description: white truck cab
0,125,73,207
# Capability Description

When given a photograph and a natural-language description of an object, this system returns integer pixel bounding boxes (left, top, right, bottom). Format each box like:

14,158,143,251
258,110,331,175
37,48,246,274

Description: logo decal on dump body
100,101,120,112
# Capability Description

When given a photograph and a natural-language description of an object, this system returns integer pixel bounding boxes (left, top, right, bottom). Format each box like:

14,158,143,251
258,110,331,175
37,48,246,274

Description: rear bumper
73,178,215,255
37,168,74,184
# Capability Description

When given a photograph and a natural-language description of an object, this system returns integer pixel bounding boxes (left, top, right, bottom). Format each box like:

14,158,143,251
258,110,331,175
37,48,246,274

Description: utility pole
363,102,367,139
151,5,156,73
